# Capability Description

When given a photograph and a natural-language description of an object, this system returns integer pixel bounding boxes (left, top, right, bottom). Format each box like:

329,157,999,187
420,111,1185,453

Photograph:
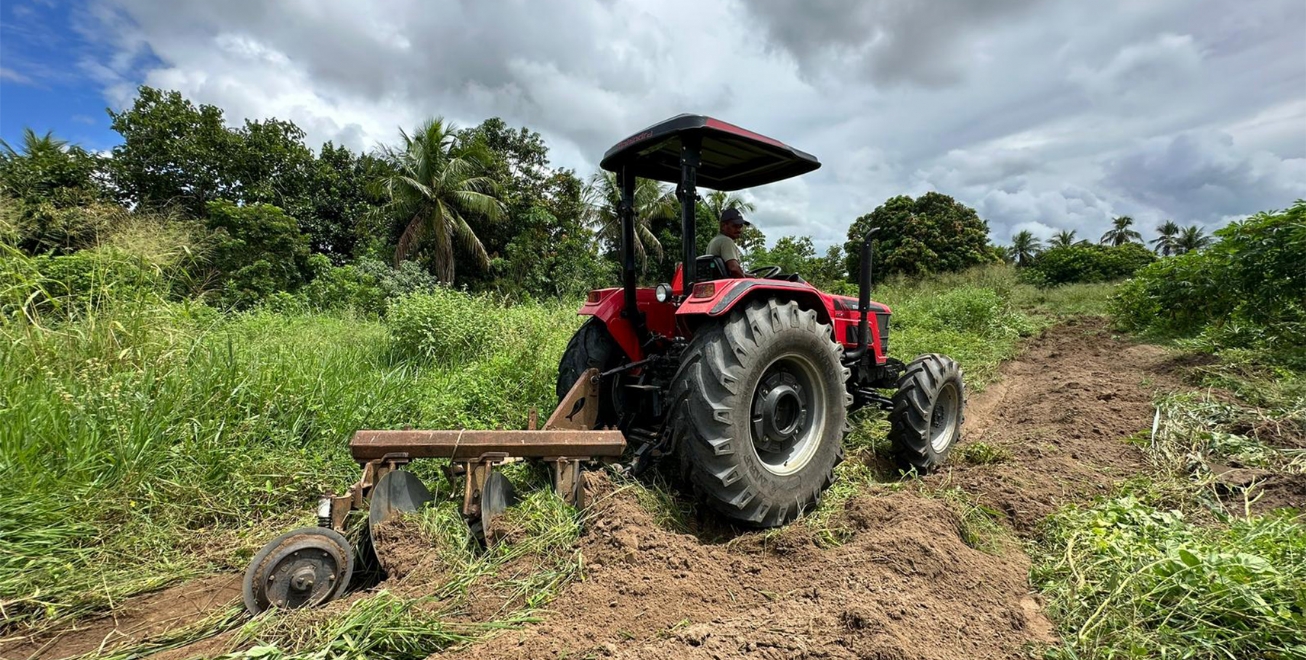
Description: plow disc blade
369,469,433,530
473,471,518,546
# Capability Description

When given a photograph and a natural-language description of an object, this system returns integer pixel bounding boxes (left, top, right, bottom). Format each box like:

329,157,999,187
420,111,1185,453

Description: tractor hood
599,114,820,191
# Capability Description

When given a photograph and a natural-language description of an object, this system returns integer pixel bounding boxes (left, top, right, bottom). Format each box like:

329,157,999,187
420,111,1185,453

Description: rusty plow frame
242,369,624,614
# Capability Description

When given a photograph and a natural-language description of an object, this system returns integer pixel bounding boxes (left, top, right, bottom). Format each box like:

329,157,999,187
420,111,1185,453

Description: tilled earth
5,318,1205,660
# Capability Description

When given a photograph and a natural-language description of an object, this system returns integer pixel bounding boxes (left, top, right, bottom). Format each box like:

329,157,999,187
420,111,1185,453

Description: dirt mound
929,317,1176,530
371,517,445,582
446,473,1054,659
0,574,241,660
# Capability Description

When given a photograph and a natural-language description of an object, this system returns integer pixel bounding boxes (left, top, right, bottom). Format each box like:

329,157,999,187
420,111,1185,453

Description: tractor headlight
655,283,672,303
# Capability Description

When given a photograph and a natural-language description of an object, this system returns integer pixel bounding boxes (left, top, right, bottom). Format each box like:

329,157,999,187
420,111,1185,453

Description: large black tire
668,299,850,527
888,354,964,473
556,317,623,428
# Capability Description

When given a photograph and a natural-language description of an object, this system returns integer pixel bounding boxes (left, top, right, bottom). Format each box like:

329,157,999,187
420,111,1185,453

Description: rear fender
576,289,676,362
676,279,834,331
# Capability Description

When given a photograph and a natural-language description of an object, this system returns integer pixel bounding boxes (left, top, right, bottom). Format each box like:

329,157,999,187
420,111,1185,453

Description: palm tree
585,171,676,272
375,118,507,282
1100,216,1142,246
1150,220,1180,256
1008,230,1043,267
701,189,760,249
0,128,69,159
1173,225,1213,254
1050,230,1078,248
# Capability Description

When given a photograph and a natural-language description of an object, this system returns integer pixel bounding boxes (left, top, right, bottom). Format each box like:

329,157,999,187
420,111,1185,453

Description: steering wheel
747,265,783,279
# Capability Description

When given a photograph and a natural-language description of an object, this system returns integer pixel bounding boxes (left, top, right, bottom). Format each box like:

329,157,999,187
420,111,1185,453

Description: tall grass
0,267,583,628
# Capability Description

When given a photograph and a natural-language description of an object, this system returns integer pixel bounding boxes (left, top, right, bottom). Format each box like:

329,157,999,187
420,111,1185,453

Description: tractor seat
695,255,729,280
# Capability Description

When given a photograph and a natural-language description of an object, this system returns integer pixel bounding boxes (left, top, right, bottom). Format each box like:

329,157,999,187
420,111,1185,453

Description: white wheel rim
748,351,829,476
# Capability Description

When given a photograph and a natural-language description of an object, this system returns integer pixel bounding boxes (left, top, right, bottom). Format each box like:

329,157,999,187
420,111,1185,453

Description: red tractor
555,114,965,526
241,114,964,614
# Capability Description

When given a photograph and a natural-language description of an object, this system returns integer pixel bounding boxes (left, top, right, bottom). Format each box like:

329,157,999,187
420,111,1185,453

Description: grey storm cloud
1104,130,1306,225
75,0,1306,248
740,0,1042,87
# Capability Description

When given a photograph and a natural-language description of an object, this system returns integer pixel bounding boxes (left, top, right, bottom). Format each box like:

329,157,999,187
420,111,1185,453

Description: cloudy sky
2,0,1303,248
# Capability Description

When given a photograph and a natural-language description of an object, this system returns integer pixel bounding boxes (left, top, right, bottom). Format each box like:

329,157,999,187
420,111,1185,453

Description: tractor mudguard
675,278,833,324
576,288,677,362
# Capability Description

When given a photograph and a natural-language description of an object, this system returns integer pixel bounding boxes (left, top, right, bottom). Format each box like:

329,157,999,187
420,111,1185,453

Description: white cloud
0,66,33,84
73,0,1306,249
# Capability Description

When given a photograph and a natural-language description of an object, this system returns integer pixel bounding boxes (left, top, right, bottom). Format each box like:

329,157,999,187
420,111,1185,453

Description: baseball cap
721,208,751,226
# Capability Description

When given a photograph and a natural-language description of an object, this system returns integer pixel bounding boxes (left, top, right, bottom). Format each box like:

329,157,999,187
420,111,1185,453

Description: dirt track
3,318,1183,660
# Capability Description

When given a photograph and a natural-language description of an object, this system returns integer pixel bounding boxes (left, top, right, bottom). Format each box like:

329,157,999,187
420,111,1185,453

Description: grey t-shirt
706,233,741,265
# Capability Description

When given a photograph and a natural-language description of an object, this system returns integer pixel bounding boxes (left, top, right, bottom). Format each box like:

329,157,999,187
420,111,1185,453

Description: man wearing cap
706,207,750,278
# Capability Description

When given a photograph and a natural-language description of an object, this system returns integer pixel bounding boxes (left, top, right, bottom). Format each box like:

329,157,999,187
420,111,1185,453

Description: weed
956,441,1010,465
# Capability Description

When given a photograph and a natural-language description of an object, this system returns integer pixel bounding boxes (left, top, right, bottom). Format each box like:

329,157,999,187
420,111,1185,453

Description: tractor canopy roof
599,114,820,191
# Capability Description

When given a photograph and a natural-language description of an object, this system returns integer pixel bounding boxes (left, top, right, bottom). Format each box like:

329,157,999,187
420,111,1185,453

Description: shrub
299,257,440,316
203,200,312,308
1112,202,1306,357
1028,243,1155,286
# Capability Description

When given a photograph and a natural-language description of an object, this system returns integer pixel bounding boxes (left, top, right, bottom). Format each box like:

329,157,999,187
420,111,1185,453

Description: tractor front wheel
669,299,850,527
888,354,964,473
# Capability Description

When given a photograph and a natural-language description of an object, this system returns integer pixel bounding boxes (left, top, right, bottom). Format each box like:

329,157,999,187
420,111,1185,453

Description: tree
1050,230,1079,248
374,118,507,283
1008,230,1042,267
1173,225,1213,254
1150,220,1180,256
586,171,675,273
844,192,995,279
1101,215,1142,246
700,190,755,225
737,224,767,252
108,87,241,216
0,129,106,204
305,142,390,262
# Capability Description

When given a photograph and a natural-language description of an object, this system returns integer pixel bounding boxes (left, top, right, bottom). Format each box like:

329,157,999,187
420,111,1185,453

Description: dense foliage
844,192,997,279
1025,242,1156,286
1113,201,1306,360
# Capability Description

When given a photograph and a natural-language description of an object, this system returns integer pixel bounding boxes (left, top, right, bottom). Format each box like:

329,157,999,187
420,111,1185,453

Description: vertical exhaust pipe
843,227,879,364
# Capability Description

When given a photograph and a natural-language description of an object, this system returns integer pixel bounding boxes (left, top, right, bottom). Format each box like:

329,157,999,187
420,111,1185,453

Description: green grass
1033,495,1306,659
0,258,1119,656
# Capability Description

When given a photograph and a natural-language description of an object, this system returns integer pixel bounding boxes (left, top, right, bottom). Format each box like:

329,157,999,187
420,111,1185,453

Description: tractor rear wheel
888,354,964,473
556,317,623,428
669,299,849,527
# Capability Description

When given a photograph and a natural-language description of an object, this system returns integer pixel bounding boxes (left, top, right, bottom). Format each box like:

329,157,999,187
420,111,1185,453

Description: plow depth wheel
243,527,353,614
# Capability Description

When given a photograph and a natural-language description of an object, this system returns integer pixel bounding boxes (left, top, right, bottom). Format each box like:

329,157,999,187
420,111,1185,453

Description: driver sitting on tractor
706,207,749,278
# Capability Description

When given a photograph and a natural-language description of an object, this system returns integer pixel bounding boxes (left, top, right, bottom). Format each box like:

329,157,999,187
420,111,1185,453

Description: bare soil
0,575,241,660
923,316,1176,530
8,318,1229,660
